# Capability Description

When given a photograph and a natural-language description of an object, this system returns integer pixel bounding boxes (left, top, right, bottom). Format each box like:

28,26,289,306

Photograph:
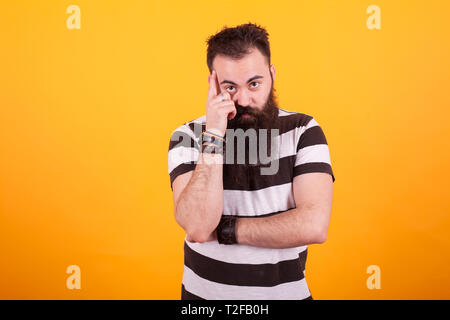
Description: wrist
199,143,223,165
201,130,225,146
200,131,225,162
216,215,238,245
205,127,225,138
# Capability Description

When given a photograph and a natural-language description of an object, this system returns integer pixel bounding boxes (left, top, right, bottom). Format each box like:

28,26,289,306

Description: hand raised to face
205,70,237,137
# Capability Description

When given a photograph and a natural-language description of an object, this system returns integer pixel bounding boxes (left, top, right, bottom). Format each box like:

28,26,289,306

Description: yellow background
1,0,449,299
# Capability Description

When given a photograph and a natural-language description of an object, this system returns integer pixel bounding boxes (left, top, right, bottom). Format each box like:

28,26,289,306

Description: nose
233,89,251,107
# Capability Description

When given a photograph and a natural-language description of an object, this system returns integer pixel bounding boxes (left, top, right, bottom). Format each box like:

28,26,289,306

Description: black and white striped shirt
168,108,335,300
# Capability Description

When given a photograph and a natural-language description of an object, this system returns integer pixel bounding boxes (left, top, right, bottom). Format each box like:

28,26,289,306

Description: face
210,48,279,131
209,48,280,175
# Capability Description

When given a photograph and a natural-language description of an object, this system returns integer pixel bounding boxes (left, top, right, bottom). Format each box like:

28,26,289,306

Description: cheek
252,88,265,100
256,88,270,104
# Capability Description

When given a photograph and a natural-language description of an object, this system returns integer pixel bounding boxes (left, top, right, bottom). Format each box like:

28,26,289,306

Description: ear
270,64,276,80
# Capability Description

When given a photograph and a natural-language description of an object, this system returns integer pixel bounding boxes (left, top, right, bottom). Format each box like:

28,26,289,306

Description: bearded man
168,23,335,300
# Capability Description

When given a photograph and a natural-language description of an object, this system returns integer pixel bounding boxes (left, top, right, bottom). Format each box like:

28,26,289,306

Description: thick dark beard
226,85,279,132
223,85,280,189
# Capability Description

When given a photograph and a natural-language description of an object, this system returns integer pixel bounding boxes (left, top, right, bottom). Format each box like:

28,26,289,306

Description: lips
238,110,254,117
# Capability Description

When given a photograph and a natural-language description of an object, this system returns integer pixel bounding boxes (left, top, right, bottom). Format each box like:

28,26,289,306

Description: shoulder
277,108,317,134
169,114,206,146
170,114,206,135
167,115,206,183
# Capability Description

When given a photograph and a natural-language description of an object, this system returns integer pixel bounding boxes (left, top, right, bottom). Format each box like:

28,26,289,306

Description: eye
226,86,235,92
250,81,260,88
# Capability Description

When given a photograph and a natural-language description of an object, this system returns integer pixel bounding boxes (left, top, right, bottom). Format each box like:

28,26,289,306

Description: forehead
212,49,269,83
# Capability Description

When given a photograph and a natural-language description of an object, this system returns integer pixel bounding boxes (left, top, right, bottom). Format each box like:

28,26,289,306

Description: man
168,23,335,300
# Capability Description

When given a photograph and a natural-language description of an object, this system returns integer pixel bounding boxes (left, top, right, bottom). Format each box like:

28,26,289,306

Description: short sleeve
294,118,335,182
168,125,201,190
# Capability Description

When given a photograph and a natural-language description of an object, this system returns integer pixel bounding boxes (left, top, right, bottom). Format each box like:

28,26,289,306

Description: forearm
175,152,223,242
235,207,328,249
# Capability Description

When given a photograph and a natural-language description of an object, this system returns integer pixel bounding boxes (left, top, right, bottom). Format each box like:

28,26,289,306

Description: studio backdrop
1,0,449,299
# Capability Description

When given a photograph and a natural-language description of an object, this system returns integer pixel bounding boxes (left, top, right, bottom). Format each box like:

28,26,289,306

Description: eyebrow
220,75,264,86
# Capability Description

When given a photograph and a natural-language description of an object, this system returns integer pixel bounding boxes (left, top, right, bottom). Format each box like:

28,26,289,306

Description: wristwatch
216,215,238,245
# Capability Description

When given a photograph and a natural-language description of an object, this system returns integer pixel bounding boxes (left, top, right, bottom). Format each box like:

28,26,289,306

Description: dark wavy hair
206,23,271,72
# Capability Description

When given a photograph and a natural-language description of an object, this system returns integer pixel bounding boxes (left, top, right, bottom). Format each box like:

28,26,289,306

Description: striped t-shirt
168,108,335,300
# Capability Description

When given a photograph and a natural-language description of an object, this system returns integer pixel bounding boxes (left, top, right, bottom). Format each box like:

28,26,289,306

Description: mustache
227,84,279,131
235,104,258,117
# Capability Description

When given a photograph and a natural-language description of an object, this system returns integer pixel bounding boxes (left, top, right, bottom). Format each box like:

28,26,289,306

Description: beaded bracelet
201,132,225,147
203,129,225,141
